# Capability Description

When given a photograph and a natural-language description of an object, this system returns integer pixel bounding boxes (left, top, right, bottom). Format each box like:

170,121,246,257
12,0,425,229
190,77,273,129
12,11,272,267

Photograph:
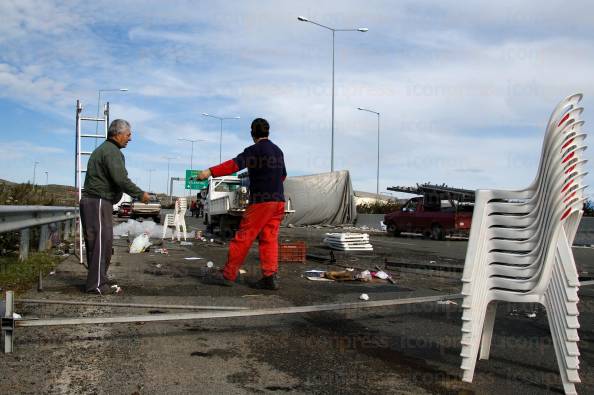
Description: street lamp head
232,116,240,119
119,88,129,92
358,28,368,32
297,16,309,22
357,107,363,110
201,113,209,116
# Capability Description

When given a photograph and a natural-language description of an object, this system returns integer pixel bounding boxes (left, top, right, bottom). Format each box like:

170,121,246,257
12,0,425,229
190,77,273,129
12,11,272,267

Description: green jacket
83,139,144,202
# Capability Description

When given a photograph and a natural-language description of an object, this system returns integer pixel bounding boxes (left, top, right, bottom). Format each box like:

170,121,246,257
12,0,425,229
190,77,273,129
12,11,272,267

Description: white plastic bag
129,233,151,253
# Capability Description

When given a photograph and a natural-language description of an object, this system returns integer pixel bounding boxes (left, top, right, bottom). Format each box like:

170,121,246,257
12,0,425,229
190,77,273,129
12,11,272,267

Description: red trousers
223,201,285,281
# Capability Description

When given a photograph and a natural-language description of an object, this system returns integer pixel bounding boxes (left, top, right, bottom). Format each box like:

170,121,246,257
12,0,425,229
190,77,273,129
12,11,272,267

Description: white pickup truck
204,175,293,237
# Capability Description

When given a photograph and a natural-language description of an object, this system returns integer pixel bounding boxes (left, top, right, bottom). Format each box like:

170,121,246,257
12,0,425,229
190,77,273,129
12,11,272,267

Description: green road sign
185,170,209,190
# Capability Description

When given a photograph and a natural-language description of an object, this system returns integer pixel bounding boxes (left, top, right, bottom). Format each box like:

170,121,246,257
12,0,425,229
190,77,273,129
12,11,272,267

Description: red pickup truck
384,196,473,240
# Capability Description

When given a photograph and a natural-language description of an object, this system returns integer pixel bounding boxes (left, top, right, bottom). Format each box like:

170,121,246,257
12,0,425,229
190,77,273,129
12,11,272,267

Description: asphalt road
1,217,592,394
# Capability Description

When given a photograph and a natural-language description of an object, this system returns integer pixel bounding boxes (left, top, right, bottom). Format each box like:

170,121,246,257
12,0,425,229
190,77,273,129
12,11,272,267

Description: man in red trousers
197,118,286,290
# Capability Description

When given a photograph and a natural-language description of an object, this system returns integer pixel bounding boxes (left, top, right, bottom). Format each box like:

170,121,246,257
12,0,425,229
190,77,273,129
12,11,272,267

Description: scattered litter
323,233,373,251
239,269,247,274
49,271,56,276
429,260,436,264
180,241,193,246
111,285,123,294
526,312,537,319
379,221,387,232
183,257,203,260
114,219,168,239
210,239,214,243
154,248,169,255
346,268,354,272
373,270,389,280
129,233,151,253
206,261,214,268
155,264,162,269
325,271,355,281
437,300,458,305
304,269,333,281
356,270,372,282
359,293,369,301
13,313,22,319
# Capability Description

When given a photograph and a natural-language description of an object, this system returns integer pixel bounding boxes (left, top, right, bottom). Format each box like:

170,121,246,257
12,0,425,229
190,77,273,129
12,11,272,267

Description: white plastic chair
460,94,588,395
161,199,188,241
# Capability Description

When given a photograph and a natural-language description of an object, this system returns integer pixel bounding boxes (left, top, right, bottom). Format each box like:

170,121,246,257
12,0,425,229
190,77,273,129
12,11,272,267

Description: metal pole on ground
2,291,14,353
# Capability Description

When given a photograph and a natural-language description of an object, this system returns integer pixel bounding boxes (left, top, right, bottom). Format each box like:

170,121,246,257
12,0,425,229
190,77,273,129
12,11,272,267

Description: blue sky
1,0,593,199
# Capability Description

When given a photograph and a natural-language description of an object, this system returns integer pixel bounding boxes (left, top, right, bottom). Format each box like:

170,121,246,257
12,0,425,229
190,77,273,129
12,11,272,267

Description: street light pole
298,16,368,172
201,113,240,163
147,169,155,192
32,161,39,185
178,138,205,197
95,88,128,147
44,171,48,185
357,107,381,198
163,156,176,202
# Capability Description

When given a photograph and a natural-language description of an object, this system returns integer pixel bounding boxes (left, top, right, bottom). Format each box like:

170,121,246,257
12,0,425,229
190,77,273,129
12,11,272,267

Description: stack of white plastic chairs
460,94,588,395
162,198,188,241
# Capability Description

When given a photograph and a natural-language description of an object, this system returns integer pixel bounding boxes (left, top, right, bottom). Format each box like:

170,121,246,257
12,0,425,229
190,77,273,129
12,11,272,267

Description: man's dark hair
251,118,269,139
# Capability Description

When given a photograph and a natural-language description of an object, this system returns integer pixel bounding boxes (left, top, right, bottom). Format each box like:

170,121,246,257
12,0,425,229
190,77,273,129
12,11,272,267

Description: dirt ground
1,215,593,394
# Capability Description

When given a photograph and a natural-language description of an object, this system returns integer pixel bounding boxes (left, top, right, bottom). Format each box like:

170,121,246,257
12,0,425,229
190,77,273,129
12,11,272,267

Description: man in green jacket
81,119,149,294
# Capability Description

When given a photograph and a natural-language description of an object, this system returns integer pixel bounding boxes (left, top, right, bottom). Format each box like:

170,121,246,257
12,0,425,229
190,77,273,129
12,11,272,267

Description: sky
0,0,593,199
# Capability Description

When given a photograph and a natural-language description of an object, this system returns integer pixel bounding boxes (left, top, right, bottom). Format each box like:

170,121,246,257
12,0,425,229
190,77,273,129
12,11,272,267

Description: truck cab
384,196,472,240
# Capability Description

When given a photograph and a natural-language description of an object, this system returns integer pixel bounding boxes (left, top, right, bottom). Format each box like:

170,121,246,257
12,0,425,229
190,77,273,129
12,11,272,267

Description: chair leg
461,295,490,382
479,301,497,360
544,297,579,395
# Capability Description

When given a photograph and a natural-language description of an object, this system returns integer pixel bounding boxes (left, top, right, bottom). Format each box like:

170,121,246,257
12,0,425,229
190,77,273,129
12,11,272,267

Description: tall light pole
147,168,155,192
201,113,240,163
178,138,205,197
357,107,381,198
32,161,40,185
96,88,128,147
163,156,176,202
44,171,48,185
298,16,368,172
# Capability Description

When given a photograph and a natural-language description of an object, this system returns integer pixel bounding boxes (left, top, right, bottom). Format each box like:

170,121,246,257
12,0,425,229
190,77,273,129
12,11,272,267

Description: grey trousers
80,197,113,292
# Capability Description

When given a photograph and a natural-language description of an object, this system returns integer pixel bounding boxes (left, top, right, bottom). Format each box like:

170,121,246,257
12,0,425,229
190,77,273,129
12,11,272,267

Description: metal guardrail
0,205,78,260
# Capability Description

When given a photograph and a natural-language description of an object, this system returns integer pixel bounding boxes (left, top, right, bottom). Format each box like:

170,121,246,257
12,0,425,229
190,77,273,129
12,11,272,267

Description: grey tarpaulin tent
282,170,357,226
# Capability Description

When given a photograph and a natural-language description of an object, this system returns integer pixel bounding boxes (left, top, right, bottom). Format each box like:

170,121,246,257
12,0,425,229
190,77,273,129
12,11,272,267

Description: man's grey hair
107,119,131,138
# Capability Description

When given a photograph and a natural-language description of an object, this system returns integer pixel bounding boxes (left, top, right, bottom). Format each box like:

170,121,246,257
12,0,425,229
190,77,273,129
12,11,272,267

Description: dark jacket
83,139,144,202
210,139,286,204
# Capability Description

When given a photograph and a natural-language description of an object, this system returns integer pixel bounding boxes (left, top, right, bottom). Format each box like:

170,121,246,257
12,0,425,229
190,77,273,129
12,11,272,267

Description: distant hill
0,179,77,206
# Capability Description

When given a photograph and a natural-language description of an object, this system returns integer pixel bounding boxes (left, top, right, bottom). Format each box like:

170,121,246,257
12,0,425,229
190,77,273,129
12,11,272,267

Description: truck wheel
431,225,445,241
387,224,401,237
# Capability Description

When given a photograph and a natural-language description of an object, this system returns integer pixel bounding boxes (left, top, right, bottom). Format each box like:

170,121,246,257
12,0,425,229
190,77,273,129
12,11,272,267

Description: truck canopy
282,170,357,226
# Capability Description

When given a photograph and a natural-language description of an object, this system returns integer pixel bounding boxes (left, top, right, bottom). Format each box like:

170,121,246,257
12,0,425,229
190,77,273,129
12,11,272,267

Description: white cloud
0,0,592,197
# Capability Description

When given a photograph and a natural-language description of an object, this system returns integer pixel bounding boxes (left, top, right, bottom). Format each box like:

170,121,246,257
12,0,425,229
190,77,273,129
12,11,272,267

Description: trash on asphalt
359,293,370,301
154,248,169,255
129,233,151,253
180,241,193,246
184,257,203,260
206,261,214,268
437,300,458,305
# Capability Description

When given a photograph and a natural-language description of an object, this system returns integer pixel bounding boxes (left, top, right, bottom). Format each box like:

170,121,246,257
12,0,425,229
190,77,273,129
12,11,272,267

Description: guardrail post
38,224,49,251
64,220,71,240
19,229,30,261
2,291,14,354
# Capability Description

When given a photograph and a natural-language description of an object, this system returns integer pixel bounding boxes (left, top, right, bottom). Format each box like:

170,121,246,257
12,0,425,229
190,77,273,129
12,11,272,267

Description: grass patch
0,253,60,295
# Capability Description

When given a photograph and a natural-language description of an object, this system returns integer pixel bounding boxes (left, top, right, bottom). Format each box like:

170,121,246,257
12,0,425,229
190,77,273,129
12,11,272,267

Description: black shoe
202,270,234,287
252,274,280,290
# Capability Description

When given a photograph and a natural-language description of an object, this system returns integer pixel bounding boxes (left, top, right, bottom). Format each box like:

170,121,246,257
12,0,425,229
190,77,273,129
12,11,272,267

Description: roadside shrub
357,201,402,214
584,199,594,217
0,253,60,293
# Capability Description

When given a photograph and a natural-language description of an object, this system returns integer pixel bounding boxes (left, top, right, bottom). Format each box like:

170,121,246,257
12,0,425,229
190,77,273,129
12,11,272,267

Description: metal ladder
74,100,110,265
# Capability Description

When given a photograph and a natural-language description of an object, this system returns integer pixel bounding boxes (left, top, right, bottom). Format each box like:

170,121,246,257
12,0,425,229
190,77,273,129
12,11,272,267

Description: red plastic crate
279,241,306,263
